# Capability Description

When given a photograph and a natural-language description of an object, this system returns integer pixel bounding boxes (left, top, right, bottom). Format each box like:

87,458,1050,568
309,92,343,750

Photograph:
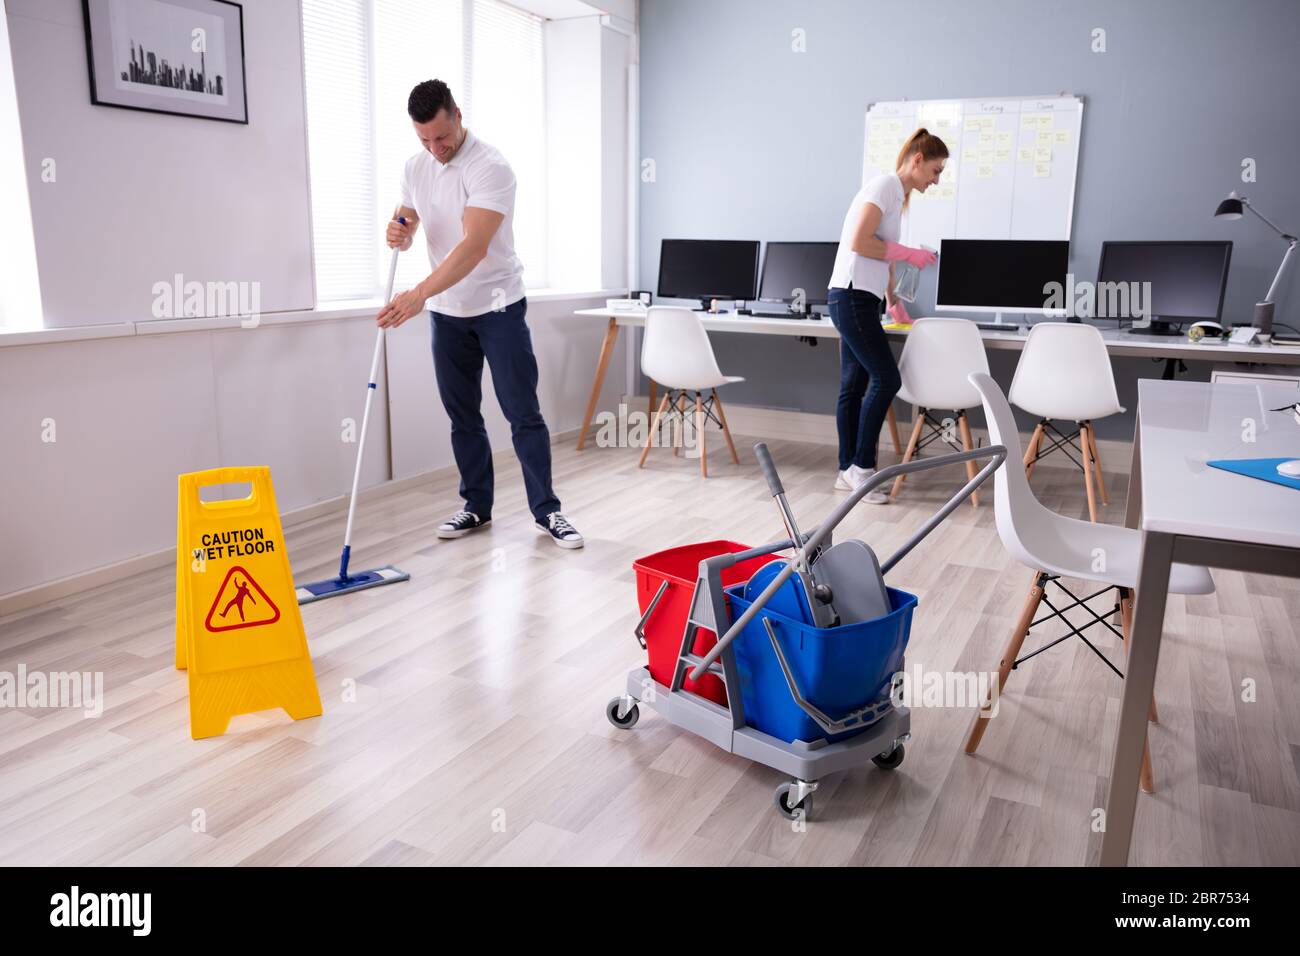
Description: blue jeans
827,287,901,471
430,297,560,522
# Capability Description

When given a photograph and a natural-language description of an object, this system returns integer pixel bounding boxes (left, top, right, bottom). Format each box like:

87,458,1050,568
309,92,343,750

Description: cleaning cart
607,440,1006,820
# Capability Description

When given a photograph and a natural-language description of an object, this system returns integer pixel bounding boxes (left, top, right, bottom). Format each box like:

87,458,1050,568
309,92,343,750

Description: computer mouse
1277,459,1300,478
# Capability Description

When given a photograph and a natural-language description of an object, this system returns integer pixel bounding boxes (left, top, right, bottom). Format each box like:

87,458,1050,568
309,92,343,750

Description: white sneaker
835,464,890,504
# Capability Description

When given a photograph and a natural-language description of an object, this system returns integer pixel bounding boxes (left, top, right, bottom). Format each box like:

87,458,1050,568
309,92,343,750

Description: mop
296,220,412,604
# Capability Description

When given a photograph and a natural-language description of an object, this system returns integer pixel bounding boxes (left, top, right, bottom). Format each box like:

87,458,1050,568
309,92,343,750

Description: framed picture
82,0,247,124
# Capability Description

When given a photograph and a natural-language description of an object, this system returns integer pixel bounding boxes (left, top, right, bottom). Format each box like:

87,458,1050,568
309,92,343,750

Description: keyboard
975,322,1021,332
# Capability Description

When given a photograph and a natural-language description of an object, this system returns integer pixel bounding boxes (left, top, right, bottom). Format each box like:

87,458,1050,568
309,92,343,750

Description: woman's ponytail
895,127,949,209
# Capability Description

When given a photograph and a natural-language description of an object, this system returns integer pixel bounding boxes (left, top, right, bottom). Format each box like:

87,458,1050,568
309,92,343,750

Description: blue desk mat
1207,457,1300,491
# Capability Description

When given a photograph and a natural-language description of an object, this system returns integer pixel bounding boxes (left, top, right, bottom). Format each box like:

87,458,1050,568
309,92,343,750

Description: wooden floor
2,427,1298,867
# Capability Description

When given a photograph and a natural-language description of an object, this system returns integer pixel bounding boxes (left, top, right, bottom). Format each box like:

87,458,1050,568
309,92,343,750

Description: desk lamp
1214,191,1297,340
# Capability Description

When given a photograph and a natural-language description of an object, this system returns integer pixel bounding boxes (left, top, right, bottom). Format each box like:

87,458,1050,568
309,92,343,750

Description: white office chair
1009,323,1125,522
963,371,1215,793
638,306,744,476
892,318,991,507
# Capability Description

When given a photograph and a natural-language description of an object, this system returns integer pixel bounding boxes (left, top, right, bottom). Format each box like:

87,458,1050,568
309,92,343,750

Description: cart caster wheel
872,744,905,770
774,783,813,821
605,697,639,730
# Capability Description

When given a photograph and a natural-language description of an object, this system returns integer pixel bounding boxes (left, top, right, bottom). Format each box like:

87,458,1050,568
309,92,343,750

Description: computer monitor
1095,241,1232,336
657,239,760,310
758,242,839,314
936,239,1071,325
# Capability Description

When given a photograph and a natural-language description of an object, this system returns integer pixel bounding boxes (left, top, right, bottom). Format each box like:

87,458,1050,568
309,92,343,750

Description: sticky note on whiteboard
1035,146,1052,163
977,165,994,179
1036,131,1053,147
995,148,1011,162
1034,163,1051,178
1018,147,1034,162
1054,129,1071,144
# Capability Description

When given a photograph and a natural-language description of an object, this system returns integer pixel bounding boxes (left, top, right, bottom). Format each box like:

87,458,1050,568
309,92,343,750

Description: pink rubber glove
883,241,937,269
888,300,913,325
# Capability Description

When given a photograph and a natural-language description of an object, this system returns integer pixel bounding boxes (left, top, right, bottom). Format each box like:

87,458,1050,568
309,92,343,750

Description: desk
1099,379,1300,866
570,307,1300,450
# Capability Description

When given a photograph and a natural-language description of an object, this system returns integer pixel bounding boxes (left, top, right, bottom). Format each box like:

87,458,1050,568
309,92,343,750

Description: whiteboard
862,95,1083,249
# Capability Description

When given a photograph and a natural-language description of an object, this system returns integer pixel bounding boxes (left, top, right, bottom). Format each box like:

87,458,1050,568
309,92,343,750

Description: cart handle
762,618,897,735
690,443,1007,681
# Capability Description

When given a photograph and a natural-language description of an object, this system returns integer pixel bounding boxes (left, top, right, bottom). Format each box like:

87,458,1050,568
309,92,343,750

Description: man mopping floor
376,79,584,550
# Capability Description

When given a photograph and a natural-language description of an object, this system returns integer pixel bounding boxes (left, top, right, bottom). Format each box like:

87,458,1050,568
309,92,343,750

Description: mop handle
756,442,808,573
339,217,407,578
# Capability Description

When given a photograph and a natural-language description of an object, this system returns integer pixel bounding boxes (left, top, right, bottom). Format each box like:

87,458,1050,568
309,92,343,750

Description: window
302,0,547,303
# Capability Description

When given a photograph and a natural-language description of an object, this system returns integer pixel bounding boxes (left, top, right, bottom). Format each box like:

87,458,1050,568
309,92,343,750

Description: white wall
6,0,315,328
1,299,628,599
544,17,603,291
0,316,390,596
544,14,635,292
0,4,42,329
599,22,630,291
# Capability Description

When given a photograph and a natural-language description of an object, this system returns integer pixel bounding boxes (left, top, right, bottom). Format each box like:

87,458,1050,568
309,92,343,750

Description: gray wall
638,0,1300,437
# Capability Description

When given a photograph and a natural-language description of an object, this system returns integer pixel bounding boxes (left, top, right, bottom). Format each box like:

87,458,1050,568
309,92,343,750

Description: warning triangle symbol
204,565,281,633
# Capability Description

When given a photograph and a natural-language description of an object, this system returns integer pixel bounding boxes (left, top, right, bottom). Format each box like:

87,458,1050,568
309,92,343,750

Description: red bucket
633,541,774,705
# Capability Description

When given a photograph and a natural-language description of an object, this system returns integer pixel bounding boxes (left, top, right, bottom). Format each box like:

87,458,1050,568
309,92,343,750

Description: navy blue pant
827,287,901,471
430,297,560,523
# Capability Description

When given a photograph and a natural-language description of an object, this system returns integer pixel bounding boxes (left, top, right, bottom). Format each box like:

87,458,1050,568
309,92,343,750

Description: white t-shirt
828,172,905,299
399,129,526,317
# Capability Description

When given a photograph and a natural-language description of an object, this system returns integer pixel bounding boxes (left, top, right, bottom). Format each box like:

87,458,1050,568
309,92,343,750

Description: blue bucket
724,584,918,745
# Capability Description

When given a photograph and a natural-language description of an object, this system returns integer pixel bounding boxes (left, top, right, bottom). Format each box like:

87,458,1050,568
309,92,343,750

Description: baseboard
617,393,1133,473
0,424,583,616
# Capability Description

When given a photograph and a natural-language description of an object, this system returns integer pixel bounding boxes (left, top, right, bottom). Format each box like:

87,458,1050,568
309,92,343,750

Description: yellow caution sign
175,466,322,739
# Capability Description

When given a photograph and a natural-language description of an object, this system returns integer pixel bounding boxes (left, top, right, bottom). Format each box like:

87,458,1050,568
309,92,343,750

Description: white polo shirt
828,172,905,300
399,129,526,317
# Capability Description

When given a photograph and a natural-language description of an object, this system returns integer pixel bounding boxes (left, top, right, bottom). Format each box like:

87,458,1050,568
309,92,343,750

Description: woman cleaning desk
827,127,947,502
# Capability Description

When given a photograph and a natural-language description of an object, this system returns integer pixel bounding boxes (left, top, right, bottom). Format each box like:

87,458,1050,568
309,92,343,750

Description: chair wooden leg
891,407,926,497
1086,423,1110,505
1023,421,1046,482
886,404,902,456
639,393,671,468
695,392,708,478
672,392,686,456
965,570,1047,754
957,409,979,508
647,380,658,424
1118,586,1156,793
712,389,740,464
1080,422,1099,523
